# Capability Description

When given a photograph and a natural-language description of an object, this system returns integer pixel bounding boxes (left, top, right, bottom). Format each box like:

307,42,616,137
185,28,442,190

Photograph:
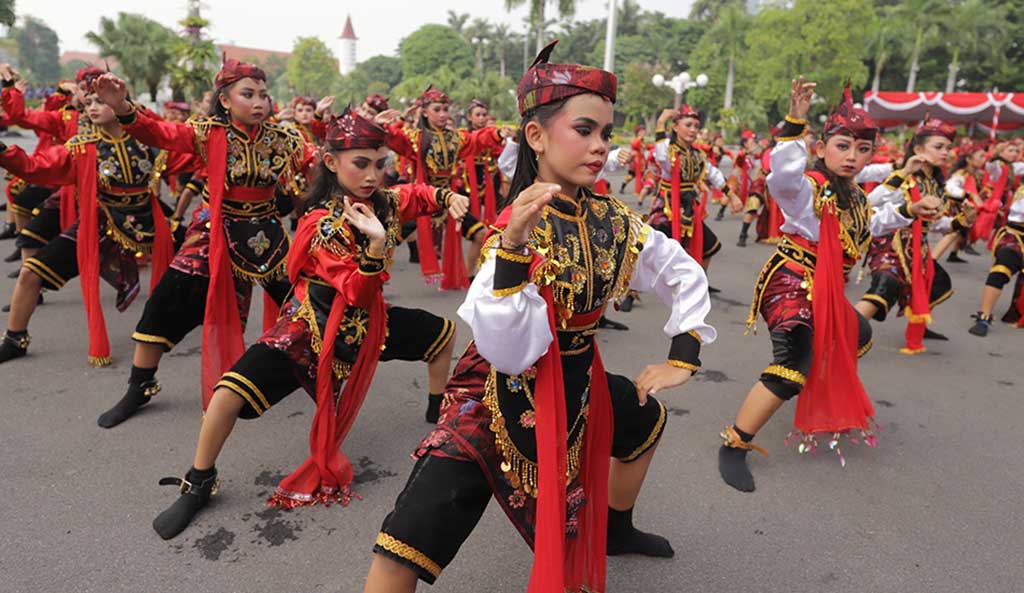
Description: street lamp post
652,72,709,109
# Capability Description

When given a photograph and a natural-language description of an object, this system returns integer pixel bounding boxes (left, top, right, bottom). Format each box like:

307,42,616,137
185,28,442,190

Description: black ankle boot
737,233,748,247
947,252,966,263
717,426,766,492
425,393,444,423
153,467,219,540
0,222,16,240
607,506,674,558
0,330,29,363
618,294,635,312
97,379,160,428
4,247,20,262
968,313,992,337
923,327,949,341
408,241,420,263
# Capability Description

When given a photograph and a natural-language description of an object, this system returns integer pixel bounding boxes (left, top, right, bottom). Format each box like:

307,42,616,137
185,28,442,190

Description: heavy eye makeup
572,118,614,141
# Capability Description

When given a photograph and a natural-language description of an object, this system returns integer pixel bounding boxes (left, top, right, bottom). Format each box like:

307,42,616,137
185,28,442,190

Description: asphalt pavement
1,136,1021,593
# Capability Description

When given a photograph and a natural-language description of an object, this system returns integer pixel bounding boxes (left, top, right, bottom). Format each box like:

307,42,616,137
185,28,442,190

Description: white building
338,15,357,76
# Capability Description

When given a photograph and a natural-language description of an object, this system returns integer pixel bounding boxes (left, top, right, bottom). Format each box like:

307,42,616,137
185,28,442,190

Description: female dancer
365,41,714,593
0,78,194,365
648,105,741,270
384,86,511,288
91,61,307,428
854,119,973,352
968,183,1024,335
150,108,469,539
942,142,987,262
718,79,941,492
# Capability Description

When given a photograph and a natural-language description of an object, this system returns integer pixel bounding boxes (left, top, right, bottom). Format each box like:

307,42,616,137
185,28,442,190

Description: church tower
338,14,357,75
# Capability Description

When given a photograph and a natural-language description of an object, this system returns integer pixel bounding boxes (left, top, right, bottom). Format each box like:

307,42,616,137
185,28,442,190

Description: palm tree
464,18,494,75
893,0,949,92
505,0,577,54
490,23,514,78
717,4,749,111
943,0,1008,92
689,0,745,22
866,7,909,94
87,13,179,101
446,10,470,35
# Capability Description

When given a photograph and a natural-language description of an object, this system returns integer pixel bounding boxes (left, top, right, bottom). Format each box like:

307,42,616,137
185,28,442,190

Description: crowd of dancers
0,37,1021,592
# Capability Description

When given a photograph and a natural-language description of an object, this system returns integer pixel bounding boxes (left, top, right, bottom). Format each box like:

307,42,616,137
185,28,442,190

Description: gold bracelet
784,115,808,125
496,247,532,264
667,359,699,373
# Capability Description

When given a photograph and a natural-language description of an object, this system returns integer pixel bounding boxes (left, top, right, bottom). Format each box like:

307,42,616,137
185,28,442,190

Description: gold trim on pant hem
131,332,176,350
23,258,66,289
375,533,441,579
620,400,666,462
422,319,455,362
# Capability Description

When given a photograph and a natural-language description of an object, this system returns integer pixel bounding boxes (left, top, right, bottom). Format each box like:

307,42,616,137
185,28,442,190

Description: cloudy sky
22,0,695,62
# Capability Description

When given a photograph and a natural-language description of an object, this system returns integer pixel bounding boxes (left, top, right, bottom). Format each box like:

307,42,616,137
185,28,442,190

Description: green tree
10,16,61,83
0,0,14,27
87,13,178,101
286,37,340,96
446,10,470,35
359,55,402,88
465,18,494,74
169,14,218,102
942,0,1007,92
866,5,910,93
688,0,746,21
618,61,673,131
399,24,473,79
893,0,950,92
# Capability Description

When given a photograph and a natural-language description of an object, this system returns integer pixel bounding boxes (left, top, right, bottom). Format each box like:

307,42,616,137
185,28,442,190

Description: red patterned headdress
420,85,450,105
75,66,104,83
324,106,388,151
961,140,989,156
674,104,702,123
291,95,317,109
214,56,266,90
365,93,389,113
823,85,878,141
163,101,191,113
468,98,489,112
517,40,617,115
741,129,756,141
914,115,957,142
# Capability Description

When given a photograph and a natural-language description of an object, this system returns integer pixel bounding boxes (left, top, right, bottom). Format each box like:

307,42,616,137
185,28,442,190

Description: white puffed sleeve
602,148,624,176
457,251,552,375
767,138,819,241
653,139,672,178
945,172,967,199
498,138,519,180
866,180,906,208
856,162,894,184
870,201,914,236
706,161,727,190
628,225,717,344
1008,193,1024,223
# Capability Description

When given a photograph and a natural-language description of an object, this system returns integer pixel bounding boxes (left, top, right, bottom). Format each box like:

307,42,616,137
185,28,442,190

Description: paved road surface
1,134,1021,592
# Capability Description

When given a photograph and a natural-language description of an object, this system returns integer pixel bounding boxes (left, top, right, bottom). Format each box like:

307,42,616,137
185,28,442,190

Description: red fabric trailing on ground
200,128,245,409
794,196,874,435
483,165,498,226
670,155,681,242
270,220,387,507
74,143,111,366
972,163,1008,243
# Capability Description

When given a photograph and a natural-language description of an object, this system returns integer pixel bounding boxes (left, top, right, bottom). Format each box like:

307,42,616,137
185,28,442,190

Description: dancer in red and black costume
942,141,988,263
149,107,470,539
648,105,742,273
383,85,512,288
734,130,764,247
91,60,309,428
618,124,647,195
0,76,196,365
853,118,975,352
717,79,939,492
366,41,714,593
968,183,1024,335
971,141,1023,249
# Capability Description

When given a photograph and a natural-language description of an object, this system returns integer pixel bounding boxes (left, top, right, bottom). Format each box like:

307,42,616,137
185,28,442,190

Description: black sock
97,366,159,428
607,506,674,558
425,392,443,423
152,466,217,540
740,221,751,236
408,241,420,263
718,425,756,492
0,330,29,363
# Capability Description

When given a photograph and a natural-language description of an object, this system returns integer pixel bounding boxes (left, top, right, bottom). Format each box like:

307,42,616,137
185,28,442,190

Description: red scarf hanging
794,193,874,436
413,134,442,280
148,194,173,294
973,162,1009,244
902,182,934,354
73,143,111,366
670,150,682,243
690,188,706,268
482,162,498,226
59,184,77,231
632,144,644,195
527,287,612,593
767,196,783,240
464,155,481,219
440,215,470,290
270,218,388,507
200,127,246,408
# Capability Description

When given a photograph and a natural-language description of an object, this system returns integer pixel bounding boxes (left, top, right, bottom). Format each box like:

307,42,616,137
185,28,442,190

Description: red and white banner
863,91,1024,134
